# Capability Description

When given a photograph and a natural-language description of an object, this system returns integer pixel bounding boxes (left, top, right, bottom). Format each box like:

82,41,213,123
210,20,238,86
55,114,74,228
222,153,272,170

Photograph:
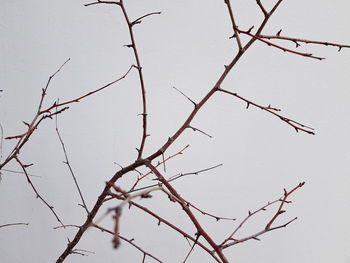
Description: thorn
141,192,152,198
247,26,254,34
276,29,282,36
22,121,30,127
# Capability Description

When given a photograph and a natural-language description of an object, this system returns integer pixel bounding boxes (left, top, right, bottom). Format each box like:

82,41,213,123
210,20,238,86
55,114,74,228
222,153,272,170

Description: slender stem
119,1,149,160
145,161,229,263
224,0,243,51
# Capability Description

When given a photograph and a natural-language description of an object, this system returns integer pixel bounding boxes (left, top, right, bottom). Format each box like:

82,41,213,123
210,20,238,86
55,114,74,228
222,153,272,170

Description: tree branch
15,157,64,226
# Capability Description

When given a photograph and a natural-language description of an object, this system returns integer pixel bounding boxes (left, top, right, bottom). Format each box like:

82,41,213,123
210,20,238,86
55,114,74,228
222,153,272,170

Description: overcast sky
1,1,350,263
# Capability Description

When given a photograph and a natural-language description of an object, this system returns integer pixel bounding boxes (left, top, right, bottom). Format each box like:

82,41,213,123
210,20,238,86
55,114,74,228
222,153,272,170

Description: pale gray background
1,1,350,262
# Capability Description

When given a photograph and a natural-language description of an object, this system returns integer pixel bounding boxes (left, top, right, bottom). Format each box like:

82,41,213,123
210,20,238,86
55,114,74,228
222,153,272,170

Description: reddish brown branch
265,182,305,229
220,199,280,247
118,1,150,160
1,64,131,172
40,65,134,114
38,58,71,114
132,12,162,26
145,161,228,263
224,0,243,50
86,0,154,160
220,182,305,249
256,0,268,17
54,1,327,261
0,59,70,170
84,1,120,7
260,34,350,51
218,88,315,134
106,191,222,263
55,158,146,263
238,28,325,60
145,0,285,163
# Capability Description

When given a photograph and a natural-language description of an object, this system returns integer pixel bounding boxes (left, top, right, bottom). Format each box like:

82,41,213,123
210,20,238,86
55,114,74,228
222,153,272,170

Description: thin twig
40,65,134,114
145,0,285,164
260,34,350,51
0,59,71,170
84,1,120,7
218,88,315,134
220,182,305,249
117,1,150,160
173,86,197,106
238,28,325,60
0,122,4,161
188,125,212,138
93,224,164,263
224,0,243,50
169,163,223,181
132,12,162,26
38,58,71,113
220,199,280,246
128,145,190,192
132,163,222,193
265,182,305,229
15,157,64,226
256,0,268,17
189,202,236,222
106,191,222,263
145,161,229,263
0,168,40,177
55,1,326,261
55,113,89,214
0,222,29,229
183,233,200,263
71,248,95,256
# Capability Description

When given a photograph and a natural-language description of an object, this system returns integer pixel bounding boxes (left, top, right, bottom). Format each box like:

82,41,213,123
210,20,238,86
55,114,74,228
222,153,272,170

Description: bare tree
1,1,349,262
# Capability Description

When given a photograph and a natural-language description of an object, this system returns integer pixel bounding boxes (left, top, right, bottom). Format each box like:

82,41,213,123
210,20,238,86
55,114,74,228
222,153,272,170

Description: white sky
1,1,350,263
